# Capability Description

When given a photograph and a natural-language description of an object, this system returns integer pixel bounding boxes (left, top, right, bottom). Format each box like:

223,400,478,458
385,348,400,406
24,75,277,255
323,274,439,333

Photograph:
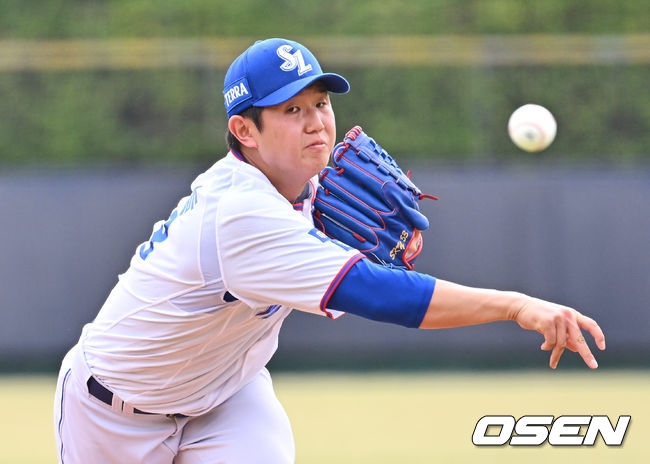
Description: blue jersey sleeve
325,258,436,328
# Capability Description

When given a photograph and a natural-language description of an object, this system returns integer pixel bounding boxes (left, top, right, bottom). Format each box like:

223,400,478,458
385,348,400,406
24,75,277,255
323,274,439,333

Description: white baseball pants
54,347,295,463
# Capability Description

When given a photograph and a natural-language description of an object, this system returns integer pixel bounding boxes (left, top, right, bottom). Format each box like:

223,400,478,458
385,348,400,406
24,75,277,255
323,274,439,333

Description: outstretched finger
572,332,599,369
579,315,606,351
549,318,567,369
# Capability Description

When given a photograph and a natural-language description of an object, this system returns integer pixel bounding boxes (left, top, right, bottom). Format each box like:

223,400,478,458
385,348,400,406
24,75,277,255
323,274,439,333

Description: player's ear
228,115,259,149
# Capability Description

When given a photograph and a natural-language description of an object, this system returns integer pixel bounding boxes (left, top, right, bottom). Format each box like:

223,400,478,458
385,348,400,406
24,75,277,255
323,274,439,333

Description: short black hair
225,106,264,153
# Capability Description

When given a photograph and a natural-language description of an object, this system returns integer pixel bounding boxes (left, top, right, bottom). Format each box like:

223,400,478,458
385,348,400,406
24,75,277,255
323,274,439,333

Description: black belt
87,376,187,418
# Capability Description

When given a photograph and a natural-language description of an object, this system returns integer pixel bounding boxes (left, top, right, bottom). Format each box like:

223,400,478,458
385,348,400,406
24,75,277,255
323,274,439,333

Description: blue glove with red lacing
313,126,436,270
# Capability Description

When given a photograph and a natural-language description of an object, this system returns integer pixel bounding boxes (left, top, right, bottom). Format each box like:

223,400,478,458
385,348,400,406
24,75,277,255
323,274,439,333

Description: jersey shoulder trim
319,253,365,318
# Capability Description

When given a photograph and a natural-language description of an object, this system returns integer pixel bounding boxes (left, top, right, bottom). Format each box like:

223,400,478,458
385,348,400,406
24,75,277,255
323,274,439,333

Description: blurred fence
2,35,650,70
1,165,648,371
1,35,649,165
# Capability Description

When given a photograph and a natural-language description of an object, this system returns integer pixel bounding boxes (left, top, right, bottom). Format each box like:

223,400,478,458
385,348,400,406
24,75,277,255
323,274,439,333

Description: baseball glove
313,126,436,270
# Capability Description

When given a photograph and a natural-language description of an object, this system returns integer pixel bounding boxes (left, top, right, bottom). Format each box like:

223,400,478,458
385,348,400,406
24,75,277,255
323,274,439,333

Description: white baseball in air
508,104,557,152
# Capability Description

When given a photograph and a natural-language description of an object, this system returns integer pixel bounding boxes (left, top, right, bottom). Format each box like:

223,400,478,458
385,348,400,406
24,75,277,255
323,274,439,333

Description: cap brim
255,73,350,108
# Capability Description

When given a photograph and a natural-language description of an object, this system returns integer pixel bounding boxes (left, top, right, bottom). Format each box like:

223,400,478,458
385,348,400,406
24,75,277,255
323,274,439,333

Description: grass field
2,370,648,463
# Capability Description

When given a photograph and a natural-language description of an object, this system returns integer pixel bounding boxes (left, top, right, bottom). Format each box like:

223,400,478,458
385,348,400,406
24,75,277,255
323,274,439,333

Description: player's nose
304,106,326,133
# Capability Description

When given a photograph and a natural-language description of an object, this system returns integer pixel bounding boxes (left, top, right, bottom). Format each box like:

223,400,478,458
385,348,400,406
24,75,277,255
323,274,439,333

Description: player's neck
269,178,305,203
240,147,306,203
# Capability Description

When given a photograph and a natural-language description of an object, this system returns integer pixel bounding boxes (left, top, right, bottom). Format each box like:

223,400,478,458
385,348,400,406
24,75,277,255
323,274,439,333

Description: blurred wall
1,2,649,373
1,165,647,371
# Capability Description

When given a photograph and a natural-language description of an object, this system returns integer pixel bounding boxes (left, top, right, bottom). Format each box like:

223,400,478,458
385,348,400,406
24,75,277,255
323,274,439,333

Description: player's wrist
503,291,531,322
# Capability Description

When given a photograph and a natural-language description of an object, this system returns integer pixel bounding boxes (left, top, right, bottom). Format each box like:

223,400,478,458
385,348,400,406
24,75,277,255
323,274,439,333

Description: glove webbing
333,126,438,201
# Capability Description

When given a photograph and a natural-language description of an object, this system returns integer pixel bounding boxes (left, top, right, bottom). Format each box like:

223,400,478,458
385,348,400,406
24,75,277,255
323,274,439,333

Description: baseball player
53,38,606,463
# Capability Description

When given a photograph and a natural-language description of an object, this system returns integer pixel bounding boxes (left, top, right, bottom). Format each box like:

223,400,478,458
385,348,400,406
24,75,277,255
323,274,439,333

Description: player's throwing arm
314,127,606,370
420,280,606,369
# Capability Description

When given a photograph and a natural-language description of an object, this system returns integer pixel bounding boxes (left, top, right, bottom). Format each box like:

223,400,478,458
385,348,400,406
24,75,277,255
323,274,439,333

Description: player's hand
511,297,606,369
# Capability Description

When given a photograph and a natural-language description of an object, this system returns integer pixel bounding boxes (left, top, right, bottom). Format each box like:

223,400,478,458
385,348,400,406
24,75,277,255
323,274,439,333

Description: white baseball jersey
77,152,360,416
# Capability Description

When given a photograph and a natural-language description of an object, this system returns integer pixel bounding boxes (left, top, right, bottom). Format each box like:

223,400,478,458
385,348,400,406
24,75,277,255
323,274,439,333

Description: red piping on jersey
293,179,318,211
319,253,365,318
231,149,248,163
308,178,317,208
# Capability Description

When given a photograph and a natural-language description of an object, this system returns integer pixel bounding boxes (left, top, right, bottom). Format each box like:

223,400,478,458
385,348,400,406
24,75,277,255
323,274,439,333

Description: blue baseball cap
223,38,350,118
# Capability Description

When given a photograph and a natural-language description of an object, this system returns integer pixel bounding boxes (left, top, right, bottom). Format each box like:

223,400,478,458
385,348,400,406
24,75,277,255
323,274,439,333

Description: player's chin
303,146,331,171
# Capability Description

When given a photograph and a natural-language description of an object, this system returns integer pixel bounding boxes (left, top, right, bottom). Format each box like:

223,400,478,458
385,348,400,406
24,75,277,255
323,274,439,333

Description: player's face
253,83,336,200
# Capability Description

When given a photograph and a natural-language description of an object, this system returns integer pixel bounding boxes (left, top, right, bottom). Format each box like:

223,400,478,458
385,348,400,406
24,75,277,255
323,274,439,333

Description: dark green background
1,0,648,165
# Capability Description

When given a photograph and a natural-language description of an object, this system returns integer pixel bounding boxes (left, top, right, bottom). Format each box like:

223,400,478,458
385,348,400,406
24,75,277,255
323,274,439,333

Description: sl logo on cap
277,45,313,76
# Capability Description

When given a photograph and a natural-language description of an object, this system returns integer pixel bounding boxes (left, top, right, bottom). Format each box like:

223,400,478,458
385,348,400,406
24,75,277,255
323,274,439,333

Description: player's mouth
305,139,328,151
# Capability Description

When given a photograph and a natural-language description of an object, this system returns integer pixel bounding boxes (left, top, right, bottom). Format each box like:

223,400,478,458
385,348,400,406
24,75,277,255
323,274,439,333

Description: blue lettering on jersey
180,187,201,215
308,228,354,252
256,304,282,319
139,186,203,260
